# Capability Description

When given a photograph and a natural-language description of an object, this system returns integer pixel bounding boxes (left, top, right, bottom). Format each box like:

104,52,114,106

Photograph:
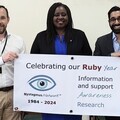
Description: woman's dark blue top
42,114,82,120
42,35,82,120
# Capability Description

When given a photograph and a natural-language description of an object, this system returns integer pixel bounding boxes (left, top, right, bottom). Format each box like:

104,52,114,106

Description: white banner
14,54,120,116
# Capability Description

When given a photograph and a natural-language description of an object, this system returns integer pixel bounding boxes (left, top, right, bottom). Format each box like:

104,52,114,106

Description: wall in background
1,0,120,53
1,1,120,119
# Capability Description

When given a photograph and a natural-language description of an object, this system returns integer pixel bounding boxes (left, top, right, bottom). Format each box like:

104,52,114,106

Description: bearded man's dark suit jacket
94,32,120,120
94,32,115,56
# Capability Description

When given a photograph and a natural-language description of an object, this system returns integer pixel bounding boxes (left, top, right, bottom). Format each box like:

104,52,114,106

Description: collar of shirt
0,32,10,41
112,32,120,52
112,32,117,41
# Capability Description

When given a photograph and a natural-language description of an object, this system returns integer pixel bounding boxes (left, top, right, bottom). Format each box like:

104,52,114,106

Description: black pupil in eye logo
37,79,48,89
40,81,45,86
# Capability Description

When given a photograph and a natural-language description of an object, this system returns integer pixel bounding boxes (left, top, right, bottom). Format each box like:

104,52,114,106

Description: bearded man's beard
110,24,120,34
0,24,6,34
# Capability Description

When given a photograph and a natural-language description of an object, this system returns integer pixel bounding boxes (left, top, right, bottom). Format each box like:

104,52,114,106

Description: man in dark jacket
94,6,120,120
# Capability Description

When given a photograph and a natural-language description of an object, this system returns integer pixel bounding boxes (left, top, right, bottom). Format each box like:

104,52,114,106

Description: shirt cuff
0,57,4,65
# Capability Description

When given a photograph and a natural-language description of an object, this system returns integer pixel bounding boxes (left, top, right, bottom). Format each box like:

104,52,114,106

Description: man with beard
94,6,120,57
94,6,120,120
0,5,26,120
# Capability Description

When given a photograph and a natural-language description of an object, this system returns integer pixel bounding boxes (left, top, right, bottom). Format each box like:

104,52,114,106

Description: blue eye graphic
28,75,56,91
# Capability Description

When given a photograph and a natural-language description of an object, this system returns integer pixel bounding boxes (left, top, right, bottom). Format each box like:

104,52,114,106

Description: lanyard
1,34,8,55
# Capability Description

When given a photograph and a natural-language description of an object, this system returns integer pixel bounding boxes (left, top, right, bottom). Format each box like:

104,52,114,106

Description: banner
14,54,120,116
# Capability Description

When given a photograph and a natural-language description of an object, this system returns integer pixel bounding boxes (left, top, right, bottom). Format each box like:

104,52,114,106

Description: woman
31,2,92,120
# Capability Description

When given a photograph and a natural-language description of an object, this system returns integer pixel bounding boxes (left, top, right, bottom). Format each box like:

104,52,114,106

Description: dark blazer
94,33,120,120
30,29,92,120
31,29,92,55
94,32,114,56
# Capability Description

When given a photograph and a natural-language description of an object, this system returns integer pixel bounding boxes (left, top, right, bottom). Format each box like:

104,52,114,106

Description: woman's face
53,6,68,30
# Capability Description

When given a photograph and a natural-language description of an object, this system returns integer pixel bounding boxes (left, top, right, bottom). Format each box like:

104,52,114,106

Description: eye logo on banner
28,75,56,91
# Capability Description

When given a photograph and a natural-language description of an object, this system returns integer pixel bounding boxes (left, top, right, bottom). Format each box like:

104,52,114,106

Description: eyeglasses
109,17,120,23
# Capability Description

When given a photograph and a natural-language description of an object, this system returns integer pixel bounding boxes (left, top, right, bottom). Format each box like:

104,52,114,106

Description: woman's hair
46,2,73,43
